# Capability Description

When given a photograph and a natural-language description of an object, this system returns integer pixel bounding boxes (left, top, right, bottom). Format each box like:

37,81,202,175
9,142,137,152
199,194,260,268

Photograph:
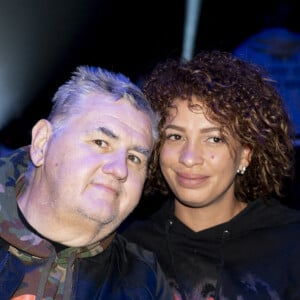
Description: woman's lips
176,172,209,188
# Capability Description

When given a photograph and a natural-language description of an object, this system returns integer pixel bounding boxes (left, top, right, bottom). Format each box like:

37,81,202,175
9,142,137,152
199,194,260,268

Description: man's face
32,94,153,244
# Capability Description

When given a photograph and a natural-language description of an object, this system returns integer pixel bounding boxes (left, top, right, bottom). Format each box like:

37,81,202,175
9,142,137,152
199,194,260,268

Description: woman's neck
174,199,247,232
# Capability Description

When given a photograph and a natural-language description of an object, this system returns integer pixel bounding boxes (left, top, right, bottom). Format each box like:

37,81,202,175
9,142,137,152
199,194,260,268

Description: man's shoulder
114,233,157,264
120,199,171,235
109,234,172,294
79,234,173,299
0,146,30,176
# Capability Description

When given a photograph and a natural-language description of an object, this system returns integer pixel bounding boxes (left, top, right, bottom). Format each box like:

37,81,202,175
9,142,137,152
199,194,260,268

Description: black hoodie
121,198,300,300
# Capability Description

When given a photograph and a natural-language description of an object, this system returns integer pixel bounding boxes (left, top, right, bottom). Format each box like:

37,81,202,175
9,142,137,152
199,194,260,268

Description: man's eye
128,154,141,164
94,139,108,148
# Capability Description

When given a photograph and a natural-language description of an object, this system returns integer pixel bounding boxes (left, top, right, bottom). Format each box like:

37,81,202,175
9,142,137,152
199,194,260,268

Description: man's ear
30,119,53,167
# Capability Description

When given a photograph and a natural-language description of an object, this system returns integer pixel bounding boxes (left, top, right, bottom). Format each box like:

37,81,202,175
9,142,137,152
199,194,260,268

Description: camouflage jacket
0,147,173,300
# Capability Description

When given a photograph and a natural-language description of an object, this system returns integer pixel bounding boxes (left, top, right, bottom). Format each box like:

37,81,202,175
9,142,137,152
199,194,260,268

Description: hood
0,147,112,257
151,197,300,240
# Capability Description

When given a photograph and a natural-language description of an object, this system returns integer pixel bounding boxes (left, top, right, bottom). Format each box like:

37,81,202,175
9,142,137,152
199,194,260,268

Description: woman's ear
240,146,253,169
30,119,52,167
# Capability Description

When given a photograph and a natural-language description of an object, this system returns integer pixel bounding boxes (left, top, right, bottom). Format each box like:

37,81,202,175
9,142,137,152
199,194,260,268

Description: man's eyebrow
97,126,150,158
97,126,118,139
134,146,151,158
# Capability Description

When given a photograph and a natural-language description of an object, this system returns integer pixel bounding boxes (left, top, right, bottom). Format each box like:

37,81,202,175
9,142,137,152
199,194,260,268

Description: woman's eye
208,136,223,143
94,139,108,148
166,134,182,141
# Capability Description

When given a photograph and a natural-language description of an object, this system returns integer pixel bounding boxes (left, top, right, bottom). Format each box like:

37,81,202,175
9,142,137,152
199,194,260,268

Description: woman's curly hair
143,50,295,202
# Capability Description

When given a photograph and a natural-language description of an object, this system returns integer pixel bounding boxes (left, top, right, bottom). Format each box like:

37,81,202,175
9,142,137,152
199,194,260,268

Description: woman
121,50,300,299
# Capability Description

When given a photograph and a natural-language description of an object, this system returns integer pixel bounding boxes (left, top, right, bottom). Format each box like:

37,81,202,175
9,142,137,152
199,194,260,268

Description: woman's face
159,97,251,209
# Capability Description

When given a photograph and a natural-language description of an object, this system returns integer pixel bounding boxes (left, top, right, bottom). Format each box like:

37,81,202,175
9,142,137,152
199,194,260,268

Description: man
0,66,172,299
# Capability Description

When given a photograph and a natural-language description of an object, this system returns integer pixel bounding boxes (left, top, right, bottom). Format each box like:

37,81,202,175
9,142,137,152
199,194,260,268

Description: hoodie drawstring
36,252,56,300
214,229,230,300
165,219,188,300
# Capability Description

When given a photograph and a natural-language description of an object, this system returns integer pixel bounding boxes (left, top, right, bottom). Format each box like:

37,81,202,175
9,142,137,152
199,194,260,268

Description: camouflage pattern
0,147,105,299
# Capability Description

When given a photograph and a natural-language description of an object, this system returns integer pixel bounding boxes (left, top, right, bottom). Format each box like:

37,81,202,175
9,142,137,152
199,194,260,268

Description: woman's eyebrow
164,124,221,133
164,124,185,132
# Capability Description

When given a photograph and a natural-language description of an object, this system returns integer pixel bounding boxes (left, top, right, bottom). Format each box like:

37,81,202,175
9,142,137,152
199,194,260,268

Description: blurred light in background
181,0,202,61
0,0,100,129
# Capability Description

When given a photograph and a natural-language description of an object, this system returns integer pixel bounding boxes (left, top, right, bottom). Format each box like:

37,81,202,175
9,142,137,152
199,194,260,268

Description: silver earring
237,166,246,175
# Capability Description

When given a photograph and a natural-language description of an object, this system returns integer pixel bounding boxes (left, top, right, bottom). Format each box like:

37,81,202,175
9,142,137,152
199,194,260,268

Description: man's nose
102,150,128,181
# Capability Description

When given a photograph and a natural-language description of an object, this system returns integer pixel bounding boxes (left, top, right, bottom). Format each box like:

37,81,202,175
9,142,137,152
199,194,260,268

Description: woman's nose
179,142,204,167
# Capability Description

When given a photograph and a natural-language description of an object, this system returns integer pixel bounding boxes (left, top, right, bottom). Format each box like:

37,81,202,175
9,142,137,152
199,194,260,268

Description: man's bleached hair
47,65,158,140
